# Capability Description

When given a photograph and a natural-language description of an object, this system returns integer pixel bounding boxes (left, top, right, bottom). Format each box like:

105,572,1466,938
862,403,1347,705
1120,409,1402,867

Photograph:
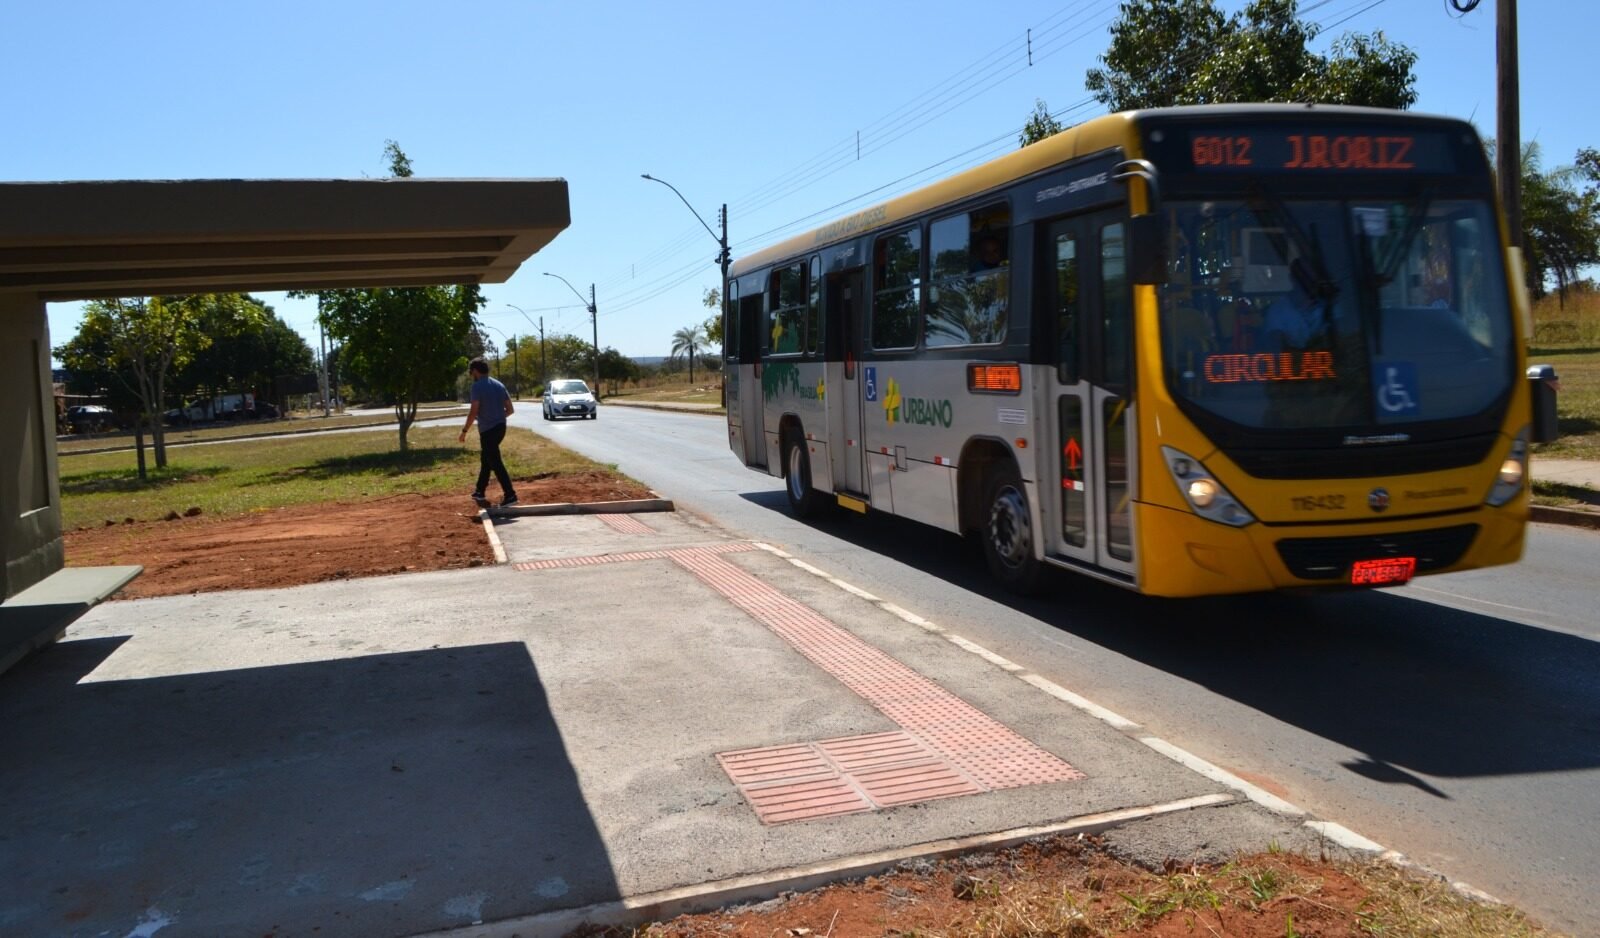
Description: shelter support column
0,292,63,603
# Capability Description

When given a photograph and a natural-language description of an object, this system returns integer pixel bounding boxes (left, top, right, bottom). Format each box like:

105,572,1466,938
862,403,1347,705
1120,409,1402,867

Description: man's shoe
500,495,519,507
471,491,489,505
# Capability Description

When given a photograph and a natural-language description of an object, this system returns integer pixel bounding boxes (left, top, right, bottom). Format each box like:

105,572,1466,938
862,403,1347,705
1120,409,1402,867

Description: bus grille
1227,433,1499,480
1274,524,1480,581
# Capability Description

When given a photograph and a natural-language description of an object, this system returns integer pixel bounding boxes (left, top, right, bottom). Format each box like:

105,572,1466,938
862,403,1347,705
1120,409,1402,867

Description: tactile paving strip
517,542,1084,821
596,513,656,535
674,547,1083,793
718,731,981,823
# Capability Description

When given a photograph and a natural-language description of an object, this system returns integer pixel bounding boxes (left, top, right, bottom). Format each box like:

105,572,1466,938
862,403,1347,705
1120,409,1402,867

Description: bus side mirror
1528,364,1560,443
1127,214,1168,285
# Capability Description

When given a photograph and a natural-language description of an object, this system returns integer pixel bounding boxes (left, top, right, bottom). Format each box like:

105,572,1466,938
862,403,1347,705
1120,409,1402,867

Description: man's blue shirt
471,376,511,431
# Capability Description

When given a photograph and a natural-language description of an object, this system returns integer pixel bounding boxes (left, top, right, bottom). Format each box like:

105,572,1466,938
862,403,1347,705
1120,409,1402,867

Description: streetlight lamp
505,303,546,391
640,174,729,284
544,272,600,399
479,322,518,399
642,173,730,404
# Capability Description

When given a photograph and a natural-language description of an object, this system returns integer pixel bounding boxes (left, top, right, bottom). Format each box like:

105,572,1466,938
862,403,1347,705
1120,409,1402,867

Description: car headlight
1484,427,1529,507
1163,446,1255,527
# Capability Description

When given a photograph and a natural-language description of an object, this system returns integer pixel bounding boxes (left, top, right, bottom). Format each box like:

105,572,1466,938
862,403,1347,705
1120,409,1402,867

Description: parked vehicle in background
66,404,117,433
542,379,598,420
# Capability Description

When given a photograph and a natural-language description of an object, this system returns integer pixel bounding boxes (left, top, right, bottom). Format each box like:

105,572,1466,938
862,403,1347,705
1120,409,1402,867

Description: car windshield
1158,197,1513,431
551,381,590,394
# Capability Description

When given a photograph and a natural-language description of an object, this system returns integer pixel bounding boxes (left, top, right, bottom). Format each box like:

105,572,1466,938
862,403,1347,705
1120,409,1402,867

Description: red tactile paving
672,548,1083,792
597,513,656,535
518,542,1084,822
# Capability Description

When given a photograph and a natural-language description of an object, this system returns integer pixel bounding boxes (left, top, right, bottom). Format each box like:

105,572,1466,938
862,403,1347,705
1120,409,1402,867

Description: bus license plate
1350,557,1417,586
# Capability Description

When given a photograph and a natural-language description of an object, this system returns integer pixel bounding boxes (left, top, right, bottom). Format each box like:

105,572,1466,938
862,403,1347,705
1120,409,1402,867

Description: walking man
459,358,518,507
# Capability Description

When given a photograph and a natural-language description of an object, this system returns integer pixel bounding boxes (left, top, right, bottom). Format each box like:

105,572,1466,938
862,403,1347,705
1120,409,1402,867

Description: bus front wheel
982,467,1045,595
784,432,826,519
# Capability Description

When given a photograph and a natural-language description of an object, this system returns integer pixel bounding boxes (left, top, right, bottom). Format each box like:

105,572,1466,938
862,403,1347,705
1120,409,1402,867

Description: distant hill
631,356,670,366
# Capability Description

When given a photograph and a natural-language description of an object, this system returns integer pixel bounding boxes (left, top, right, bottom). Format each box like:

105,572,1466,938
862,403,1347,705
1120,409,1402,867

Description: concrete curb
410,794,1235,938
1530,504,1600,530
477,509,508,565
488,497,675,518
601,399,724,417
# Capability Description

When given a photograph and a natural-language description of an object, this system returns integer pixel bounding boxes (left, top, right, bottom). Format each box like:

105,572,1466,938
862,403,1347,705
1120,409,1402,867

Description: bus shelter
0,177,571,673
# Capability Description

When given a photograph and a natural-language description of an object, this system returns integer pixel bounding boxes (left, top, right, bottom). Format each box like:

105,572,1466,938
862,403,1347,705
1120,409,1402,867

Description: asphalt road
518,404,1600,936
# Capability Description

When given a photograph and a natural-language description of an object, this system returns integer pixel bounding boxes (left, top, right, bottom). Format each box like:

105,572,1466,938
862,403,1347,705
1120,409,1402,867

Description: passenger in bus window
1262,258,1328,350
974,231,1007,271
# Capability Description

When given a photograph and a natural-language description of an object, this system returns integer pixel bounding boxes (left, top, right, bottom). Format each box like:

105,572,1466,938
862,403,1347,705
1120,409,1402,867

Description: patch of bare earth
64,471,653,599
573,836,1531,938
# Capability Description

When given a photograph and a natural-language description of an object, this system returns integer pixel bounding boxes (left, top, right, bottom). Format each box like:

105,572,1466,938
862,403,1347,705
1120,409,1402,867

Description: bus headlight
1163,446,1254,527
1485,429,1529,507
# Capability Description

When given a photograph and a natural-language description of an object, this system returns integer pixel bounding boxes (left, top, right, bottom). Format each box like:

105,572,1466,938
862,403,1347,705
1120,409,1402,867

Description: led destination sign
1175,127,1459,175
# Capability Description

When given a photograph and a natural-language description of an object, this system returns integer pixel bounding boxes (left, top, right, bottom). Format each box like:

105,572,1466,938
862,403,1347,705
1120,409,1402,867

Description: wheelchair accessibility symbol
864,366,878,402
1375,363,1420,415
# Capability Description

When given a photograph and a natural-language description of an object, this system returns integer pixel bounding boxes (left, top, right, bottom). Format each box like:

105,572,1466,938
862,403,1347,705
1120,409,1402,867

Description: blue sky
3,0,1590,361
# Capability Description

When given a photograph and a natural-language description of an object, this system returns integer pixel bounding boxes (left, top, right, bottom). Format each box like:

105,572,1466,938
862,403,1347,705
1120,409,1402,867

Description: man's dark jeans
475,423,514,497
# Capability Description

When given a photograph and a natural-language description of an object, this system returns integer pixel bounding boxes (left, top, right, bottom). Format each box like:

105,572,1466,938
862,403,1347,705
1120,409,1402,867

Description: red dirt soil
64,473,653,599
578,839,1378,938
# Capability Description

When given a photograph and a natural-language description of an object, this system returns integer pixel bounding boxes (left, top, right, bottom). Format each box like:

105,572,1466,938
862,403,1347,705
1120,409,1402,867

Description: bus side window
725,281,739,362
872,227,921,350
806,256,822,355
927,203,1010,347
1055,233,1080,385
1101,222,1130,393
768,263,805,355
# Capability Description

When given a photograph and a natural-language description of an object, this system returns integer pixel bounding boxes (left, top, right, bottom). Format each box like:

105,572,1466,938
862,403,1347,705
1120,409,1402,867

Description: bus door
738,283,768,469
1045,210,1136,576
825,268,868,496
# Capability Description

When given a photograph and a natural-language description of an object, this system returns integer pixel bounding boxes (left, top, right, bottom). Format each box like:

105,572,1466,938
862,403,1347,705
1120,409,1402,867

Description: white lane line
1018,674,1142,731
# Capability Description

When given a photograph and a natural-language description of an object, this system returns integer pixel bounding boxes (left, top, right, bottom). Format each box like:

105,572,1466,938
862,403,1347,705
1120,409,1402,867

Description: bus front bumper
1135,500,1528,598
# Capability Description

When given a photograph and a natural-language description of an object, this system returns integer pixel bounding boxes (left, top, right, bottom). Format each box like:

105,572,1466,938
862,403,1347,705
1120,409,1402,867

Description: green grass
605,380,724,407
57,405,467,454
1531,478,1600,509
59,425,599,530
1527,345,1600,461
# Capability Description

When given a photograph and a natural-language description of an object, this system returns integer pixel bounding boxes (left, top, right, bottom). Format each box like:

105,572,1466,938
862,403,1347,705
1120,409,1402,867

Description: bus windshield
1158,196,1514,432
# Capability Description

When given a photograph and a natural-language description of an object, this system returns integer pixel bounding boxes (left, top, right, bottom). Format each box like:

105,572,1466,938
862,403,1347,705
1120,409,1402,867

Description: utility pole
510,334,520,399
589,283,601,400
1496,0,1521,247
539,316,546,390
317,296,330,418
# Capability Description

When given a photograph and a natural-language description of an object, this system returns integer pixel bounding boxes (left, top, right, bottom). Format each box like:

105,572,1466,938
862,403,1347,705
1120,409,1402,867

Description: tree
671,323,707,385
57,295,255,469
1019,98,1064,148
1084,0,1417,112
596,347,638,395
320,285,483,450
1516,143,1600,305
701,287,724,349
541,334,596,386
175,297,308,411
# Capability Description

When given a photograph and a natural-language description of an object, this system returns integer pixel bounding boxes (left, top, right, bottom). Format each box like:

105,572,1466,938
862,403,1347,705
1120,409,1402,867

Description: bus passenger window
872,228,922,350
1055,234,1080,384
806,256,822,355
1101,223,1130,392
769,263,805,355
725,281,739,362
927,203,1010,347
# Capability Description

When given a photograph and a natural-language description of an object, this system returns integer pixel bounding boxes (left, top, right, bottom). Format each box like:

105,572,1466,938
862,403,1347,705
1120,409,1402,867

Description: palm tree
670,323,706,385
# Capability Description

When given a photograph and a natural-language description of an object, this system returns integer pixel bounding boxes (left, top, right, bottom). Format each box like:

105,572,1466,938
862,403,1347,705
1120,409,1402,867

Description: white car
542,379,597,420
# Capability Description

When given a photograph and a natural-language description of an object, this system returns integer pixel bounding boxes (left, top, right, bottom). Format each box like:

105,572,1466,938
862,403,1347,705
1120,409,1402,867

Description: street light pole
505,304,546,391
642,174,730,405
641,174,729,283
544,272,601,399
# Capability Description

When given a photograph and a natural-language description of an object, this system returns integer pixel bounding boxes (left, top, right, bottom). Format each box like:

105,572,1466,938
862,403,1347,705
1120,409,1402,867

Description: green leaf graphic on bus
883,377,953,428
761,361,801,401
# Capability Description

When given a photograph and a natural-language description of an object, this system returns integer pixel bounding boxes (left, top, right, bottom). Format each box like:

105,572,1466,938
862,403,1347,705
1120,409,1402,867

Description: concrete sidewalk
1533,456,1600,490
1,508,1347,937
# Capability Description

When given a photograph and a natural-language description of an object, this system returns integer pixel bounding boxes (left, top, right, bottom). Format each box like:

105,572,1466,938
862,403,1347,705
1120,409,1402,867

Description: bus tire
783,432,826,519
982,466,1046,595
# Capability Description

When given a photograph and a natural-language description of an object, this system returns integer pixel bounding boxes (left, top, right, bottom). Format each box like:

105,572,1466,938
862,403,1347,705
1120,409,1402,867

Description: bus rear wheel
982,466,1045,595
784,432,826,519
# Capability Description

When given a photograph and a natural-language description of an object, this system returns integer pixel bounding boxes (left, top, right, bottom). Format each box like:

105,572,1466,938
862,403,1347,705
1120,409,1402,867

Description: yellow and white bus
724,104,1547,597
